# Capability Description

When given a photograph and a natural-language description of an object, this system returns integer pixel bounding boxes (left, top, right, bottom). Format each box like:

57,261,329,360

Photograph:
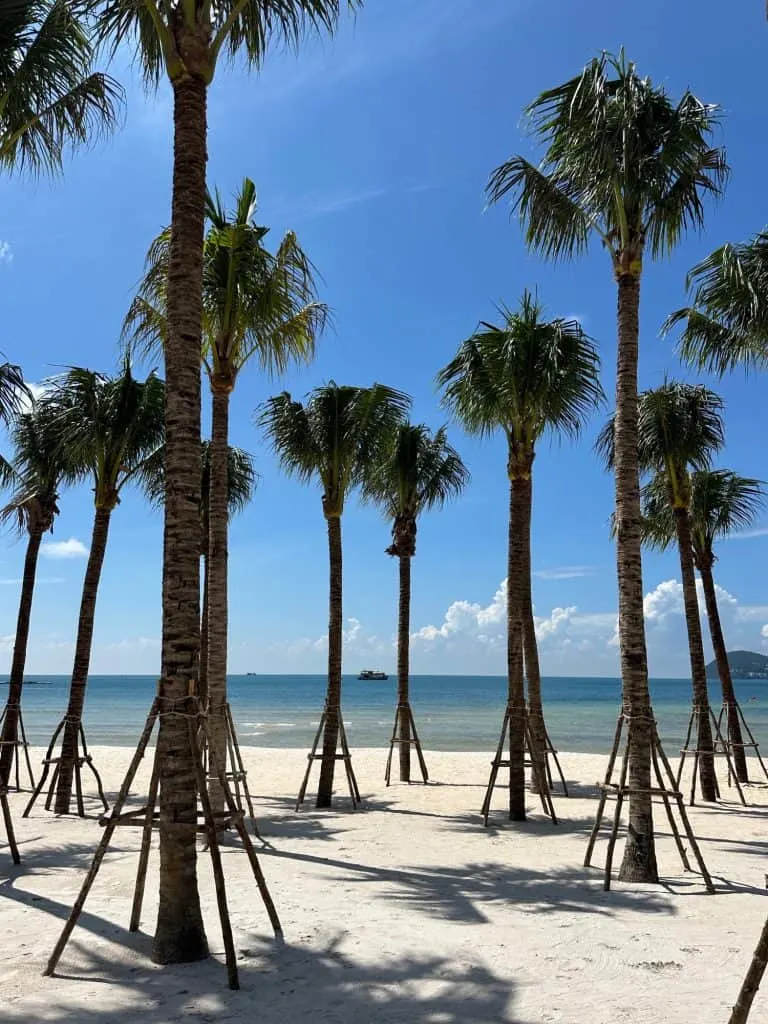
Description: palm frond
0,360,29,425
639,474,675,551
94,0,361,87
666,232,768,375
141,439,257,524
438,290,604,448
41,359,165,504
1,0,122,175
361,422,469,522
487,51,726,265
258,382,410,515
687,469,765,553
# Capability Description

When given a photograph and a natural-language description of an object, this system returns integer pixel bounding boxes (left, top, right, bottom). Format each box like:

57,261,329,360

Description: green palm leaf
0,0,122,175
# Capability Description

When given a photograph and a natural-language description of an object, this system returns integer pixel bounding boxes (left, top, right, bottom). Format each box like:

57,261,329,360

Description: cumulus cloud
408,576,768,676
0,241,12,264
40,537,89,559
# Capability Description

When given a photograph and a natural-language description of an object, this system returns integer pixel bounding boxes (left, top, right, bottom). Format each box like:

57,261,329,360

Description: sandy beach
1,746,766,1023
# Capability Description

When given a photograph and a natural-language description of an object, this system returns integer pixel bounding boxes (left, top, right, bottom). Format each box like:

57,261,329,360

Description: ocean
2,674,767,754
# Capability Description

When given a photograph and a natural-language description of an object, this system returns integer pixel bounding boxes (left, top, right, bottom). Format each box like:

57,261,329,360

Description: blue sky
1,0,766,678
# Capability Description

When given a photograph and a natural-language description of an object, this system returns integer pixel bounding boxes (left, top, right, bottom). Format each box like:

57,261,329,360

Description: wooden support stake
296,706,360,810
45,693,282,988
0,702,36,792
24,717,108,819
584,708,714,894
480,704,558,827
384,703,429,786
1,787,20,864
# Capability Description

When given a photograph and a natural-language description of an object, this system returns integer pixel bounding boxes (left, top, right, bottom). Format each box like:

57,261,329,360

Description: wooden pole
728,915,768,1024
45,700,160,977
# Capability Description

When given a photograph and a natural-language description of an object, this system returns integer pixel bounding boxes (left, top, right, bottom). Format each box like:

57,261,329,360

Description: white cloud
40,537,89,560
407,576,768,676
0,240,12,264
534,566,594,580
725,527,768,541
102,636,159,653
0,577,64,585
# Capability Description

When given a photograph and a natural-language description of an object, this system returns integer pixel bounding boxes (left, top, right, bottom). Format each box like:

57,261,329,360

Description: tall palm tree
666,231,768,375
94,0,357,964
259,383,410,807
642,470,765,783
0,0,121,174
438,291,603,818
599,382,725,801
40,363,164,815
0,402,71,789
125,178,326,798
486,51,727,877
362,423,468,783
141,440,258,705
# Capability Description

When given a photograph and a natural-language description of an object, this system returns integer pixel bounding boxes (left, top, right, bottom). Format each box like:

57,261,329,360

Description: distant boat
358,669,388,681
245,672,257,676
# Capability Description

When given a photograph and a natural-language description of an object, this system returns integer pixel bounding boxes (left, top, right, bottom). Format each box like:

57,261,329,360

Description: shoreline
2,746,767,1022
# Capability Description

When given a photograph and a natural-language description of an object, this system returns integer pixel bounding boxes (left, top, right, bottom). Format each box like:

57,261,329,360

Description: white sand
1,745,767,1023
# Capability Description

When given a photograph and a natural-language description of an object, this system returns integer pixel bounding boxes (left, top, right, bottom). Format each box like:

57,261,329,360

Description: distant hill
705,650,768,680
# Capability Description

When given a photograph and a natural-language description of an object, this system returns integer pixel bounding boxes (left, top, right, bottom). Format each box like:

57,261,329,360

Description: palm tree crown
666,231,768,374
142,440,257,535
486,50,728,273
0,400,72,537
597,381,724,504
259,383,411,517
124,177,328,383
437,290,603,468
43,362,165,508
95,0,359,85
1,0,121,175
362,423,469,557
642,469,765,561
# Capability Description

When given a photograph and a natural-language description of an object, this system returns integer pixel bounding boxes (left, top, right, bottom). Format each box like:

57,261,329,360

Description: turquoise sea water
2,674,767,753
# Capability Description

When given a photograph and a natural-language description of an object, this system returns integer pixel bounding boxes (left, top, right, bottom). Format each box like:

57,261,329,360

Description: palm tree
94,0,357,964
1,0,121,174
39,363,164,815
142,440,258,706
666,231,768,375
642,470,765,784
438,291,603,818
486,51,727,877
362,423,468,783
0,402,71,789
259,383,410,807
125,178,326,798
599,382,725,802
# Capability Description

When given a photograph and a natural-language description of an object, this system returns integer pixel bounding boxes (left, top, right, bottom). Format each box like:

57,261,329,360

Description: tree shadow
260,843,673,924
10,932,524,1023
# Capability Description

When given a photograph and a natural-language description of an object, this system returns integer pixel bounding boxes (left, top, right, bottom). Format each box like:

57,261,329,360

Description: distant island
706,649,768,680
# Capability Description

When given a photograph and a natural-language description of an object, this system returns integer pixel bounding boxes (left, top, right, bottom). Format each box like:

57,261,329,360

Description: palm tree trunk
317,513,343,807
507,473,527,821
0,525,43,788
54,507,112,814
397,553,412,782
520,468,548,796
152,71,208,966
614,272,658,883
674,507,717,801
199,552,209,708
700,561,748,782
206,382,230,809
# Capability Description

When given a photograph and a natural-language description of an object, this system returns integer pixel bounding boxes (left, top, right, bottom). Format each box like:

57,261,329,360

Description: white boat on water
358,669,388,680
